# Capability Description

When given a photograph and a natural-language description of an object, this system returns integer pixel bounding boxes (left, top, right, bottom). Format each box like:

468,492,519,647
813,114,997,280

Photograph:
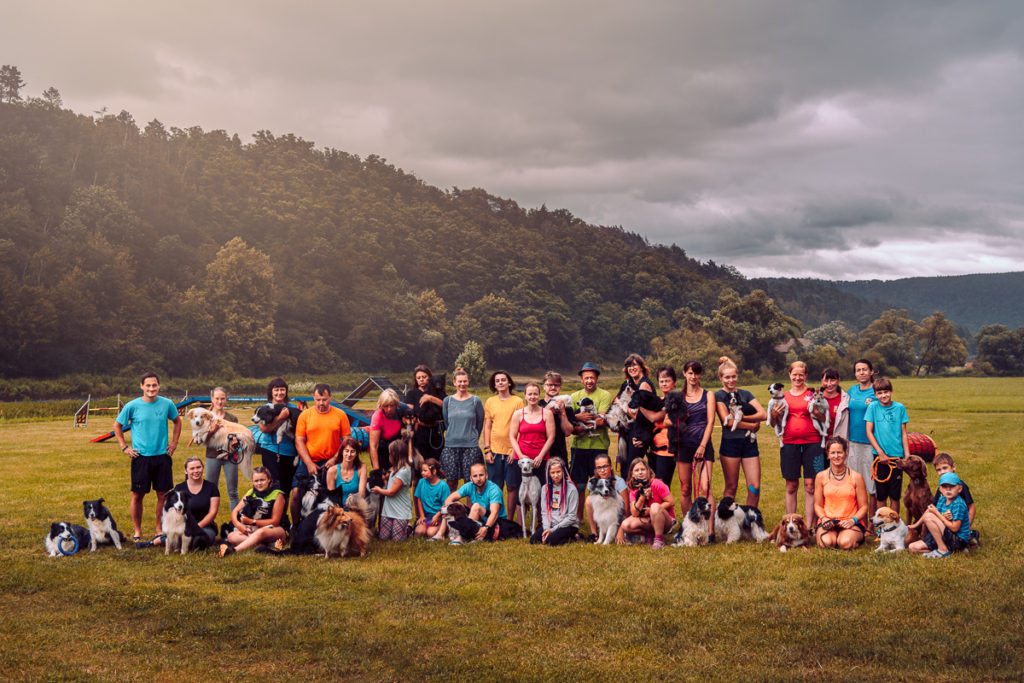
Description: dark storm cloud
3,1,1022,279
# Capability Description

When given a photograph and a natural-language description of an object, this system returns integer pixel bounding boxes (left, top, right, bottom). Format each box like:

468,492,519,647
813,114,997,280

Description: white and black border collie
83,498,124,551
714,496,769,544
45,522,91,557
162,490,211,554
250,403,299,444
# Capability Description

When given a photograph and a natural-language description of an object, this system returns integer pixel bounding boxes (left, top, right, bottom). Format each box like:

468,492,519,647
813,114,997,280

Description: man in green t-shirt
570,362,614,521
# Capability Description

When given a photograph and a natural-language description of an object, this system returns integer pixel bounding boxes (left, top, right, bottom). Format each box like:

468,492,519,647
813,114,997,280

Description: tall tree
916,311,967,374
975,324,1024,376
705,289,802,370
0,65,25,103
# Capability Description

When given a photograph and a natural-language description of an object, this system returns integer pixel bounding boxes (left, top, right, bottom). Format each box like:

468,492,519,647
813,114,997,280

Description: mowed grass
1,377,1023,681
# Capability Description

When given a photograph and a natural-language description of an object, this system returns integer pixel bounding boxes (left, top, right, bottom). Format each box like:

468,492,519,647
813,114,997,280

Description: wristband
122,446,128,452
852,517,859,525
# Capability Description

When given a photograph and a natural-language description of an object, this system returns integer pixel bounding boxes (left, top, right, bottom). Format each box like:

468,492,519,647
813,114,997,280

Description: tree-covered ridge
835,272,1024,334
1,93,744,378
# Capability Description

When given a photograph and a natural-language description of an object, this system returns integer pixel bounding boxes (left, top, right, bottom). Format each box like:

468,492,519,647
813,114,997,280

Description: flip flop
132,535,143,543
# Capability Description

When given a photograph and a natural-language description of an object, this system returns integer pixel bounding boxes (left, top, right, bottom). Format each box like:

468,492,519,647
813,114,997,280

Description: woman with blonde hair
714,357,767,507
368,388,411,470
770,360,823,525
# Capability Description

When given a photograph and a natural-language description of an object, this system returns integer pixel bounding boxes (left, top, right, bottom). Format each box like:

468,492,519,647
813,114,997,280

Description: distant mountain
835,272,1024,334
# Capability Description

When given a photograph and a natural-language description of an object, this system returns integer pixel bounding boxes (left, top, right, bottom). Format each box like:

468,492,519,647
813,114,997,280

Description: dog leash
871,457,894,483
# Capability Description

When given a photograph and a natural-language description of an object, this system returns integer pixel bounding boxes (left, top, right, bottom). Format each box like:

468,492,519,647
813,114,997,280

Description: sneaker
652,537,665,550
924,549,950,559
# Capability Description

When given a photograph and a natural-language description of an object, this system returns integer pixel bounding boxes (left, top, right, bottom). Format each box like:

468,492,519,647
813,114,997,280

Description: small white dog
516,458,542,538
714,497,770,544
186,407,255,479
872,506,909,552
766,383,789,446
587,476,624,544
604,385,634,434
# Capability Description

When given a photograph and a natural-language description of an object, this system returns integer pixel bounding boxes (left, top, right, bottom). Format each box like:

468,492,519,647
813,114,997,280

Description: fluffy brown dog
768,513,810,552
314,495,371,558
186,407,255,479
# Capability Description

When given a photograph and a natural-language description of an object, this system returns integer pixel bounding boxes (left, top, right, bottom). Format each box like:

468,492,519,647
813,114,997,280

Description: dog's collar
879,522,900,533
521,470,537,477
912,478,924,485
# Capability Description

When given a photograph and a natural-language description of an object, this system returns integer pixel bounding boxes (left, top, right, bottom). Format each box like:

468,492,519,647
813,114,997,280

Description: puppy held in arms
188,407,255,479
807,387,830,447
766,383,788,446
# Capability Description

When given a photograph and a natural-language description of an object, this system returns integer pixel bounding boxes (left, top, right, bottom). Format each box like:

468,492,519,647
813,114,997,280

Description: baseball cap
938,472,963,487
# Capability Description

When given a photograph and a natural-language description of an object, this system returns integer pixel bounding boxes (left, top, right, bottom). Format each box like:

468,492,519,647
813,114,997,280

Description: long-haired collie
315,495,371,558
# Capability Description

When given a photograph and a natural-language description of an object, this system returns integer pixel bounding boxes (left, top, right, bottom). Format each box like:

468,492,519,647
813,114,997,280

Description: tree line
1,66,1017,383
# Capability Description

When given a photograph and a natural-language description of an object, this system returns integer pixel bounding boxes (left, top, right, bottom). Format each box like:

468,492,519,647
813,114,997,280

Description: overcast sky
5,1,1023,280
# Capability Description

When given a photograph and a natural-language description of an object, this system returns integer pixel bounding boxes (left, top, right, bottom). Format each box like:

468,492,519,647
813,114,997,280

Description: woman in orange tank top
814,436,868,549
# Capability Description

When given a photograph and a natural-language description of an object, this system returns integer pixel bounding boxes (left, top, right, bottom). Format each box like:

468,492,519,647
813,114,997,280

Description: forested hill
1,99,749,378
835,273,1024,334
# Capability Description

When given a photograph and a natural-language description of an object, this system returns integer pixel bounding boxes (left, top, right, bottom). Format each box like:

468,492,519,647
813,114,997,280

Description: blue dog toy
58,535,80,556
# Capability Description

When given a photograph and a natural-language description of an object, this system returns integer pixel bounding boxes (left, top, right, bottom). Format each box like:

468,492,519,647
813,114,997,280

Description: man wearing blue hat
907,471,971,558
569,362,613,523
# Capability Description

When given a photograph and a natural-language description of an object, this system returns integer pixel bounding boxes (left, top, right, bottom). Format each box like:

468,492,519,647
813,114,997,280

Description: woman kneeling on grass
530,457,578,546
220,466,288,556
620,458,675,549
814,436,868,550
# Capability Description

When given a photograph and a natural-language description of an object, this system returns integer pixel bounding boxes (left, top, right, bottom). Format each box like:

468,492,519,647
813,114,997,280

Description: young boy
864,377,910,515
932,452,979,546
908,472,971,558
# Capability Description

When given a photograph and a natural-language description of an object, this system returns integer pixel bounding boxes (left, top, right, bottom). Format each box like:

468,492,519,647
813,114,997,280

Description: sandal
924,549,951,559
151,534,166,547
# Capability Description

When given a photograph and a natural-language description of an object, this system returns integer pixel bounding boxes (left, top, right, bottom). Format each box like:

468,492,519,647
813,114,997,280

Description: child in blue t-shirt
908,472,971,558
932,452,979,547
865,377,909,515
413,458,451,537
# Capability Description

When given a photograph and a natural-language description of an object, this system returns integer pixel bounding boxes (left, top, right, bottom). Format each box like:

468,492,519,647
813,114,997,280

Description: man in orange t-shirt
291,383,351,520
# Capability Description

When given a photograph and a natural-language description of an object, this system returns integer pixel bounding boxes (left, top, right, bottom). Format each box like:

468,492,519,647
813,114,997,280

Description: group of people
112,356,976,557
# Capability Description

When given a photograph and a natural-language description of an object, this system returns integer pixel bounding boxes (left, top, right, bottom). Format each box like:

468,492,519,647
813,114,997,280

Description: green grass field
1,377,1022,681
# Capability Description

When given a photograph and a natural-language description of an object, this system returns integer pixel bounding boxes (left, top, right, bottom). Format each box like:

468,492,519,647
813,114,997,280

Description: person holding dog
584,454,630,543
772,361,823,527
440,368,485,492
813,436,868,550
620,353,657,470
570,362,613,522
431,462,506,542
482,370,523,493
405,364,445,461
292,383,351,524
540,371,576,466
114,371,182,546
220,466,288,555
530,457,578,546
714,357,767,508
620,457,675,549
200,386,241,513
369,388,412,471
254,377,302,501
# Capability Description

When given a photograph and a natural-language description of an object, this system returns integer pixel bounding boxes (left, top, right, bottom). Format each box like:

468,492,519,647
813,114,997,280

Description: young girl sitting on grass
414,458,450,537
372,440,413,541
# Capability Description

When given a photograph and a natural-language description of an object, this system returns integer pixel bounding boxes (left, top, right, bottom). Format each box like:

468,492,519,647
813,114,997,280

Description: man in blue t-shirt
114,372,182,545
434,462,505,542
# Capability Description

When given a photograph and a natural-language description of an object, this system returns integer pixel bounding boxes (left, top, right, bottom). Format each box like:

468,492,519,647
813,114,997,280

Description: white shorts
848,441,875,496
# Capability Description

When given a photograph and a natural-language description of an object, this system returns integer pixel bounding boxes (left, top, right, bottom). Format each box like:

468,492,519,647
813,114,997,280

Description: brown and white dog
314,495,371,558
186,407,255,479
768,513,811,552
898,454,932,530
871,506,909,552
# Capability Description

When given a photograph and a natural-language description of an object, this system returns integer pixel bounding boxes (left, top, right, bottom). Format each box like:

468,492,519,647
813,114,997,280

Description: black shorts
719,438,760,459
675,444,715,464
780,442,824,481
570,448,605,487
923,528,967,553
873,462,904,501
130,454,173,494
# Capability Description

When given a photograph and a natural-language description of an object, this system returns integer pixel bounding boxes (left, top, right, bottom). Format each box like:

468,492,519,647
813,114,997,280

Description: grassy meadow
1,376,1022,681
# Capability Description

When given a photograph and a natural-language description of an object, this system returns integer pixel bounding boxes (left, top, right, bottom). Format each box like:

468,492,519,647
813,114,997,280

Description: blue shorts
923,528,967,553
719,438,760,459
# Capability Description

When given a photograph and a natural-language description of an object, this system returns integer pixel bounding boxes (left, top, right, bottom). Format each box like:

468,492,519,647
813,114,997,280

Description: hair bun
718,356,732,365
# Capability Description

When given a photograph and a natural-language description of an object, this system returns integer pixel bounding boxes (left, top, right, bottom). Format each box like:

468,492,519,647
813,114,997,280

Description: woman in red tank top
771,361,825,526
508,382,556,524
